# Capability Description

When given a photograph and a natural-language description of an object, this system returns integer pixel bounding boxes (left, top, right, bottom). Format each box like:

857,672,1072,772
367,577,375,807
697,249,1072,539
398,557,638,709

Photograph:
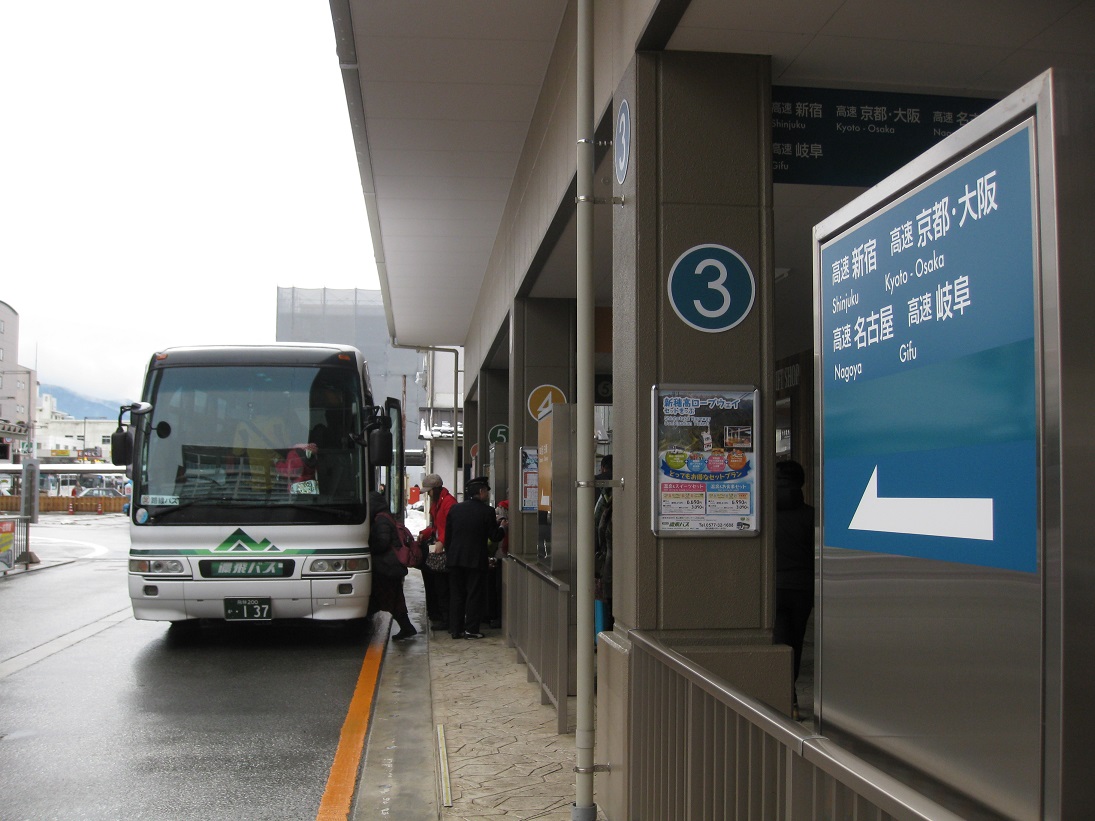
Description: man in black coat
445,476,506,639
773,459,815,719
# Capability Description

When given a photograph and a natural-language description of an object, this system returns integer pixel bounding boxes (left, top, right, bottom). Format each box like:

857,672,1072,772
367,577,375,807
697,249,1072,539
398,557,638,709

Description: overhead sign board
819,121,1038,573
773,86,996,187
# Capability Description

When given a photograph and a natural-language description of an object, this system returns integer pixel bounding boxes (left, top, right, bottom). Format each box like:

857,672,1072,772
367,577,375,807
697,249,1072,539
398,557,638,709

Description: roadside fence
503,554,572,734
0,515,32,573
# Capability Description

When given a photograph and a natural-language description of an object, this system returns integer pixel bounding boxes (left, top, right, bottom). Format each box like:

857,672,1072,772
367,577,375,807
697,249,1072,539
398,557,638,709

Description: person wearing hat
444,476,507,639
418,473,455,630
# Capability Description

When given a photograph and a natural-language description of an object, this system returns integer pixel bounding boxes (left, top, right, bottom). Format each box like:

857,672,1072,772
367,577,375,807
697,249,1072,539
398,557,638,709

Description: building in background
35,393,114,464
0,300,37,464
276,287,461,488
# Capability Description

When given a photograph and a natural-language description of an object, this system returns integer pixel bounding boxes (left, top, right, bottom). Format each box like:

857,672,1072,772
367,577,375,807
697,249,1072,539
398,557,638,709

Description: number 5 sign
667,244,755,333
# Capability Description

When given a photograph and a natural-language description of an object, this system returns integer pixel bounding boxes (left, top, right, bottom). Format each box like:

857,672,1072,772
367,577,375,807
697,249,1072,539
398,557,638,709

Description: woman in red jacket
418,473,455,630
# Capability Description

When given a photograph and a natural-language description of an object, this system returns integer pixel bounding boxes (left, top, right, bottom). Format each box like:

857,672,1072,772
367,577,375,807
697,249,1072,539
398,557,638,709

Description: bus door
384,397,405,516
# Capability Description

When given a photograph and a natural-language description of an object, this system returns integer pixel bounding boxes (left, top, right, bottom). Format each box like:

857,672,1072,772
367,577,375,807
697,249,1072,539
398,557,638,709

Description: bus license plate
224,597,272,620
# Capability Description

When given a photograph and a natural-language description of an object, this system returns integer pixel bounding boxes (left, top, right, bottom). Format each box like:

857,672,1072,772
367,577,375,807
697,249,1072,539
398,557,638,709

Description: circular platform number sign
667,243,756,333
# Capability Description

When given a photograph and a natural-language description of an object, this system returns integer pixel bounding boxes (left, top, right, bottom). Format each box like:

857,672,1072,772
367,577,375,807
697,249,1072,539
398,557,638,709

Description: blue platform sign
615,98,631,185
668,244,756,333
820,122,1038,573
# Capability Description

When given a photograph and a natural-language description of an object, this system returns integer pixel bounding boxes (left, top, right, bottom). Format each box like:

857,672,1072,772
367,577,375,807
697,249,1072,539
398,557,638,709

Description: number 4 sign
667,244,756,333
528,384,566,421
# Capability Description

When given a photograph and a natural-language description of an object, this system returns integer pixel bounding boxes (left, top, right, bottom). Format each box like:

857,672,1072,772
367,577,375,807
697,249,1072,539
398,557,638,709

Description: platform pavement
355,569,609,821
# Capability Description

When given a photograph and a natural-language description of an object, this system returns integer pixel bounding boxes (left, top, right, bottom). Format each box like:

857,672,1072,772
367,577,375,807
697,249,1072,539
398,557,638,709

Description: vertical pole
574,0,596,817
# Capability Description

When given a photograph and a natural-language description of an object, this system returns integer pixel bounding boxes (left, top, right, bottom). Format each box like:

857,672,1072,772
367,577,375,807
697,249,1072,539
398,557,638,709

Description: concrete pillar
478,367,509,497
508,297,576,558
598,52,790,819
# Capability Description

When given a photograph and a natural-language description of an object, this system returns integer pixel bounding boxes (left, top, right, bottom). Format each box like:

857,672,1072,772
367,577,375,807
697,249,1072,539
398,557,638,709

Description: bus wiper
282,503,356,518
146,500,204,520
148,500,356,521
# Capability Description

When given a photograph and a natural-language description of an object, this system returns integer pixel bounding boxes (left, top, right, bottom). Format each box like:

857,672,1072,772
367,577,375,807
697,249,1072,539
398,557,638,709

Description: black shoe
463,631,485,639
392,625,418,641
450,633,464,640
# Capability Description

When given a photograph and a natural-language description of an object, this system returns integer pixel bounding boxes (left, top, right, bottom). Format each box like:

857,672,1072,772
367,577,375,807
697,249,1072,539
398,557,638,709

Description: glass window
136,364,365,525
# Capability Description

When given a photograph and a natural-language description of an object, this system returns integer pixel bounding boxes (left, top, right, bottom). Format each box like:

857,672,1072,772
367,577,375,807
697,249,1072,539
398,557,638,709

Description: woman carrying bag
368,490,418,641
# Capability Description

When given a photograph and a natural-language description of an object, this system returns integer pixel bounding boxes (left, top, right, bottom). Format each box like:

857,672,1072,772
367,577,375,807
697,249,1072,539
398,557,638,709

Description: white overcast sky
0,2,379,403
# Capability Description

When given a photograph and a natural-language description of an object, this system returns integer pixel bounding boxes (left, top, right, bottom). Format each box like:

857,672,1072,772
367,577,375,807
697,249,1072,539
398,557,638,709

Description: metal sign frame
811,69,1087,820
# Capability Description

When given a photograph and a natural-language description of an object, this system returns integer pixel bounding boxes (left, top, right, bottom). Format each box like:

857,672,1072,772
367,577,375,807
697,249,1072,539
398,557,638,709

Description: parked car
77,487,124,498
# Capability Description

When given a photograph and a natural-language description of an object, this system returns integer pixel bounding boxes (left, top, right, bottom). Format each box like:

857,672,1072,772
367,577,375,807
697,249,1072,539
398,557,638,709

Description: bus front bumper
128,574,372,622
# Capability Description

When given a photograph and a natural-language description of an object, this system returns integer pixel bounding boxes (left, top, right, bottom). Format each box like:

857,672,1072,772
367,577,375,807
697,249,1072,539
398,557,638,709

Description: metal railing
0,515,31,572
629,630,967,821
503,554,572,734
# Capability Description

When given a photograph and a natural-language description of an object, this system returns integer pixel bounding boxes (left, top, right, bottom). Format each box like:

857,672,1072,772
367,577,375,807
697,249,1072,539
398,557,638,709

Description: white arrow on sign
849,466,994,541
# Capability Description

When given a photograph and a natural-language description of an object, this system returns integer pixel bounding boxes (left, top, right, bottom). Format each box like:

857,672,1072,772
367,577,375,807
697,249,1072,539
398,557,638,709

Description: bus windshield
135,364,366,525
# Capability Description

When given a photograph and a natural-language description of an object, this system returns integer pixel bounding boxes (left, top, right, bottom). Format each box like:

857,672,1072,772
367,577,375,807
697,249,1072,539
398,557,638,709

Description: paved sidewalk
356,570,606,820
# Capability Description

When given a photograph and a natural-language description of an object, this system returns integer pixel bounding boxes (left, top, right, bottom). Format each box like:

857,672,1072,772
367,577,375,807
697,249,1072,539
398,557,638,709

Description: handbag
424,547,448,573
373,546,408,579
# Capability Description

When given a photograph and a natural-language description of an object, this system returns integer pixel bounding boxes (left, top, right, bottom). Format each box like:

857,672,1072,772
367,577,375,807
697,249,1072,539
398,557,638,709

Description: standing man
773,459,815,720
419,473,456,631
445,476,506,639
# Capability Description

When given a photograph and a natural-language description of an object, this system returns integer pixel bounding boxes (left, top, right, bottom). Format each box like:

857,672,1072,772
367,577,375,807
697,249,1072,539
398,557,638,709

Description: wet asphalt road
0,515,377,821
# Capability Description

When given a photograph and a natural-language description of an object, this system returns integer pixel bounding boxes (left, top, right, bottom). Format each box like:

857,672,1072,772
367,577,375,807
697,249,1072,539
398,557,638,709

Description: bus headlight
307,558,368,574
130,559,187,574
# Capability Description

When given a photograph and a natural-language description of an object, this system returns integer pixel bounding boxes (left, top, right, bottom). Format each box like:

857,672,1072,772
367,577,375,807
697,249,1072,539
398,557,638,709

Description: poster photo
520,446,539,514
651,385,759,536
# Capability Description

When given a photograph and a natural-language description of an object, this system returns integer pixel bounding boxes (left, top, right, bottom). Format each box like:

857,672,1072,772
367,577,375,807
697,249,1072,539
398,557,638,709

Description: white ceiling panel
676,0,847,34
789,36,1015,93
1029,2,1095,52
376,198,506,226
361,81,539,122
358,38,555,85
365,119,530,153
822,0,1082,47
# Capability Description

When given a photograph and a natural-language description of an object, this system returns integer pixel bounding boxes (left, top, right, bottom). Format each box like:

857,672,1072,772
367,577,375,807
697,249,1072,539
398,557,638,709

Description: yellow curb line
316,614,390,821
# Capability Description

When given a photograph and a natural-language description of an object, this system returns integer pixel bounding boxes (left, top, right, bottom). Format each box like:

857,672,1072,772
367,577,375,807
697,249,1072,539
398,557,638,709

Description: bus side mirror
112,401,153,466
111,428,132,466
369,427,393,466
364,412,393,465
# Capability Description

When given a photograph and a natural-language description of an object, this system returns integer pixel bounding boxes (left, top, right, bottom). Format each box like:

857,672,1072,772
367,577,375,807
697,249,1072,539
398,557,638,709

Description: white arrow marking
849,466,994,541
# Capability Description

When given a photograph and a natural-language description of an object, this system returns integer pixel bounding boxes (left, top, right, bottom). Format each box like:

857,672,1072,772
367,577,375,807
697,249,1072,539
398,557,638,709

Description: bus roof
147,343,364,369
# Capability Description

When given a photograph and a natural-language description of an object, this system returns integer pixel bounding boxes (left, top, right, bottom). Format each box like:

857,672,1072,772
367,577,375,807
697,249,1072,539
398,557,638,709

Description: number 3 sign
667,244,756,333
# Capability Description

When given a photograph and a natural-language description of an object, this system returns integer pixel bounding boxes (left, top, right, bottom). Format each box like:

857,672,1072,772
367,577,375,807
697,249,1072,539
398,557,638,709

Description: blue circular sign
614,99,630,185
667,244,756,332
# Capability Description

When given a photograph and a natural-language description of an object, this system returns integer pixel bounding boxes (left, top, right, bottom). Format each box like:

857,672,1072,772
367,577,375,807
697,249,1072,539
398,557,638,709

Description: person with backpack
367,490,418,641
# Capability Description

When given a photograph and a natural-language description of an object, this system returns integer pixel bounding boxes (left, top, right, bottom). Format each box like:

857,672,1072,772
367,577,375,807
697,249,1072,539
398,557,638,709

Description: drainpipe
392,340,461,494
573,0,597,817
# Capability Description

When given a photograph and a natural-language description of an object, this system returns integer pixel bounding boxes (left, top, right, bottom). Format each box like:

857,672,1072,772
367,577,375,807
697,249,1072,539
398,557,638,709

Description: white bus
113,344,404,626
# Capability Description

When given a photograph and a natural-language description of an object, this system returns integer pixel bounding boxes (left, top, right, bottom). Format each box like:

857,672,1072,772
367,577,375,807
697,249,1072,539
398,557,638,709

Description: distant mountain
40,384,124,421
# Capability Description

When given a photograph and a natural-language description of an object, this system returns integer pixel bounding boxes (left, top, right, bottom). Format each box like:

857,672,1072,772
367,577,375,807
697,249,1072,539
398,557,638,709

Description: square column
599,51,790,819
